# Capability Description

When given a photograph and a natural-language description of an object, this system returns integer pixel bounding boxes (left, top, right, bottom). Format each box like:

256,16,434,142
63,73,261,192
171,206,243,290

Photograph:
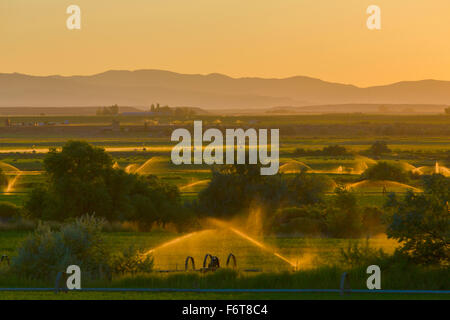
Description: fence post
340,272,351,296
185,256,195,271
54,271,68,294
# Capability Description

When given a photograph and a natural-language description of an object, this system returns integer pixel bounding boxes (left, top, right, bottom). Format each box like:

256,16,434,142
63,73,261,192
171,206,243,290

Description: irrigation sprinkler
226,253,237,268
202,254,220,272
182,253,238,272
185,256,195,271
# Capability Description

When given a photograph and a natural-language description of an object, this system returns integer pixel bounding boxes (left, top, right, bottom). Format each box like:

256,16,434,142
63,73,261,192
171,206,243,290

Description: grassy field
0,113,448,300
0,230,398,271
2,230,448,300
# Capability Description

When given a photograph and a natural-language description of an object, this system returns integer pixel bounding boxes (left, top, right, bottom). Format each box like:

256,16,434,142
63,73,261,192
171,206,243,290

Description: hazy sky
1,0,450,86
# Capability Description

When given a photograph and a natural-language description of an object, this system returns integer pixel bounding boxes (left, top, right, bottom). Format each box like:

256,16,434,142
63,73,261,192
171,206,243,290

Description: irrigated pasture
0,113,448,300
0,230,398,272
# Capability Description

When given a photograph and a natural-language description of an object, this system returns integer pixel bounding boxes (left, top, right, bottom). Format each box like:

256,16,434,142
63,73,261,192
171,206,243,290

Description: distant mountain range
1,70,450,110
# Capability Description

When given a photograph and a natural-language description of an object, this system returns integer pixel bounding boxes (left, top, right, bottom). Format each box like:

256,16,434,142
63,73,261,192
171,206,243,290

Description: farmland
0,113,448,299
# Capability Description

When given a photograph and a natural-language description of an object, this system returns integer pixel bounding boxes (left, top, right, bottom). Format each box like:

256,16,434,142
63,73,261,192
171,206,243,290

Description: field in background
1,114,447,228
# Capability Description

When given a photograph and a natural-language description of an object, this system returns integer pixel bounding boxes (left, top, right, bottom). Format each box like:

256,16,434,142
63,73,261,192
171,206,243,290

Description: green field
1,230,448,300
0,113,448,300
0,230,399,272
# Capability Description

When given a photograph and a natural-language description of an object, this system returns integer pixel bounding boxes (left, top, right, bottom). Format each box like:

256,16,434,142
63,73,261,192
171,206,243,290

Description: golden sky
1,0,450,86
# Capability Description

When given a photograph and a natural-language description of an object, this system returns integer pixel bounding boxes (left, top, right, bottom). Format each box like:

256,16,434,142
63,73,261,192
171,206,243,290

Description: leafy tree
326,188,363,238
385,174,449,265
368,141,391,156
286,171,334,205
198,165,331,219
38,141,114,219
293,145,349,156
445,107,450,115
361,161,409,183
198,164,287,218
321,145,348,156
26,141,183,229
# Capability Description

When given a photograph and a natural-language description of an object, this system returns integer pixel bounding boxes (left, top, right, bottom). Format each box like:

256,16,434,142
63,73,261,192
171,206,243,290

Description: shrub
321,145,349,156
272,206,325,236
339,240,389,268
12,215,155,280
110,246,153,274
325,188,363,238
293,145,349,157
361,206,386,237
12,215,111,280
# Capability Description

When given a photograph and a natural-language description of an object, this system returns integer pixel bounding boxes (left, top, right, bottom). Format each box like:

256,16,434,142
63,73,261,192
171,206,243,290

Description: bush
325,188,363,238
12,215,155,280
361,206,386,237
110,246,153,275
293,145,349,157
339,240,389,268
12,215,111,280
272,206,325,236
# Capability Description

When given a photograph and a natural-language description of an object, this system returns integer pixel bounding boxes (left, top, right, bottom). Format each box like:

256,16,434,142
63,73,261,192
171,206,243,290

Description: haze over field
1,70,450,111
2,1,450,87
